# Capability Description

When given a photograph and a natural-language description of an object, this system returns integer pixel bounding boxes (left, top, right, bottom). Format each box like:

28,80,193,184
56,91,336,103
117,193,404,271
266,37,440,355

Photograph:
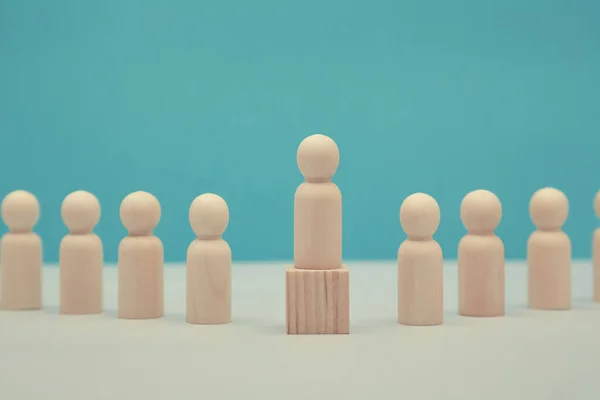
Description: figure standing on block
118,191,164,319
397,193,443,326
458,190,505,317
593,191,600,302
294,134,342,270
0,190,42,310
59,190,103,315
528,187,571,310
286,133,349,335
187,193,231,324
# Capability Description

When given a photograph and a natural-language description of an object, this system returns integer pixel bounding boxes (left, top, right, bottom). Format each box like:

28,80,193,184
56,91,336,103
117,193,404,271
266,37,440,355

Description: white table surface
0,261,599,400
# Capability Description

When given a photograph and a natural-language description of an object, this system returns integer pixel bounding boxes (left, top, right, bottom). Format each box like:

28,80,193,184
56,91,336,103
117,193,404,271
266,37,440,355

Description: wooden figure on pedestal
286,134,349,335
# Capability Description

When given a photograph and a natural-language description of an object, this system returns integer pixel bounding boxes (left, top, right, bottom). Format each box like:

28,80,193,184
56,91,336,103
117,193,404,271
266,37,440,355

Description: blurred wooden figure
286,133,349,334
187,193,232,324
458,190,505,317
398,193,443,326
118,191,164,319
59,191,103,314
0,190,42,310
528,187,571,310
594,191,600,302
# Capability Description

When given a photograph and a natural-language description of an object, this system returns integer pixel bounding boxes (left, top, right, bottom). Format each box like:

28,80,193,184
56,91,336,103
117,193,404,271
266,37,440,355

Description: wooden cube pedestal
285,265,349,334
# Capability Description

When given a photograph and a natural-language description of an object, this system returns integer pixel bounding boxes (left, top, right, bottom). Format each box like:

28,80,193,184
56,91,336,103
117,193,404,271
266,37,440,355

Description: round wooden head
189,193,229,239
460,190,502,234
529,187,568,230
595,191,600,219
120,191,161,236
400,192,440,240
61,190,101,234
1,190,40,233
297,134,339,182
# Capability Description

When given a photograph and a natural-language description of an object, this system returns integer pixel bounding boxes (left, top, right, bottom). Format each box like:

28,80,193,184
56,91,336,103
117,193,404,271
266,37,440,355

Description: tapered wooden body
118,236,164,319
528,231,571,310
294,182,342,270
458,234,505,317
59,234,103,314
397,240,443,326
186,239,232,324
0,233,42,310
594,228,600,302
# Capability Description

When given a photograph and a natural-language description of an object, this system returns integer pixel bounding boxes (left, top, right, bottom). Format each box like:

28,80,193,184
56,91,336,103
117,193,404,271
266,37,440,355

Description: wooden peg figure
458,190,505,317
398,193,443,326
593,191,600,302
186,193,231,324
59,191,103,314
286,133,349,334
528,187,571,310
118,191,164,319
0,190,42,310
294,133,342,270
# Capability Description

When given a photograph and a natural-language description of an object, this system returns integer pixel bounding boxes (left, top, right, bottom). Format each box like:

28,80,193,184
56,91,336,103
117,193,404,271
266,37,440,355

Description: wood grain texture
397,240,443,326
594,228,600,302
0,233,42,310
286,265,349,334
458,235,505,317
186,239,232,324
59,234,103,314
118,236,164,319
528,231,571,310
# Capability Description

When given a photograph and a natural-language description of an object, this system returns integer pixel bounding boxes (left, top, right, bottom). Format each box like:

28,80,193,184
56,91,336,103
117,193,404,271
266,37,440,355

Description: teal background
1,0,599,263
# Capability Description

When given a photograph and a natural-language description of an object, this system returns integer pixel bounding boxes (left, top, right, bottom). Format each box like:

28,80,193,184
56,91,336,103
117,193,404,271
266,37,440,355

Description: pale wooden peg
0,190,42,310
187,193,232,325
458,190,505,317
397,193,443,326
294,133,341,270
59,190,103,315
528,187,571,310
118,191,164,319
286,133,349,334
593,191,600,302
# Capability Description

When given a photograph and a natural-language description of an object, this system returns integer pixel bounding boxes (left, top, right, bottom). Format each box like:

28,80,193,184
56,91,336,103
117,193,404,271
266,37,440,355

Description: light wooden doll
398,193,443,326
294,133,342,270
458,190,505,317
59,190,103,314
0,190,42,310
593,191,600,302
186,193,232,325
118,191,164,319
528,187,571,310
